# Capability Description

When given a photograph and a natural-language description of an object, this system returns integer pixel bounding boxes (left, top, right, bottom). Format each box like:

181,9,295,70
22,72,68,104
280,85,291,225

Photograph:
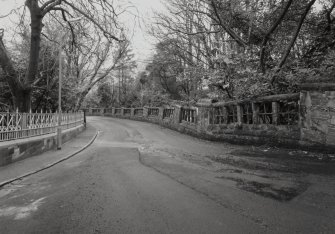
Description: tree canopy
0,0,334,110
144,0,335,102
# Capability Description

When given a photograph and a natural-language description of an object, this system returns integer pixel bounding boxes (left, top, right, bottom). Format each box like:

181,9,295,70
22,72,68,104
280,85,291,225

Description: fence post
173,105,182,124
272,102,279,125
252,103,259,124
143,107,148,118
237,104,243,125
22,112,27,138
159,107,164,120
83,110,86,126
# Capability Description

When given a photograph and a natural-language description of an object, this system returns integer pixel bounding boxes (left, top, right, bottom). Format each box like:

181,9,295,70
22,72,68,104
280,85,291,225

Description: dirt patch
208,152,335,175
219,176,309,201
207,156,294,173
231,148,335,162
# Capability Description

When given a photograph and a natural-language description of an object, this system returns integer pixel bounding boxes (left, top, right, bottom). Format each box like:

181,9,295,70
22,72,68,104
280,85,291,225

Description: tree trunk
0,0,44,112
271,0,316,84
26,0,44,85
75,89,91,111
13,88,32,112
0,37,23,110
259,0,294,73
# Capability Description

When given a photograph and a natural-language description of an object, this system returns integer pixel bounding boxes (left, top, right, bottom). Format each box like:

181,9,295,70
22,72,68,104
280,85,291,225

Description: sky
0,0,165,70
122,0,166,69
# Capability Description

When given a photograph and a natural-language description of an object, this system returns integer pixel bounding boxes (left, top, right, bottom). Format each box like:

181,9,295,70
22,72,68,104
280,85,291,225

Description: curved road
0,117,334,233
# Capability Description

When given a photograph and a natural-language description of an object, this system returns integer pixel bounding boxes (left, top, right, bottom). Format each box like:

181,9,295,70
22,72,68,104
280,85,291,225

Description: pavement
0,116,334,233
0,123,98,188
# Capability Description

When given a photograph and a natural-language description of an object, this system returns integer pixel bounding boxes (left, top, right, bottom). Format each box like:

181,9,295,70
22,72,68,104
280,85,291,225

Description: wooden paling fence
0,111,84,142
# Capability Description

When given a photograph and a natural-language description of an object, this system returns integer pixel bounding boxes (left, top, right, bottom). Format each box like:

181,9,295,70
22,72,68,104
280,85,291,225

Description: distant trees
81,46,137,108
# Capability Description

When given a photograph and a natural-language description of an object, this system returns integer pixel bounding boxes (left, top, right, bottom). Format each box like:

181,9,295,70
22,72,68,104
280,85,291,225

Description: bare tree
0,0,126,111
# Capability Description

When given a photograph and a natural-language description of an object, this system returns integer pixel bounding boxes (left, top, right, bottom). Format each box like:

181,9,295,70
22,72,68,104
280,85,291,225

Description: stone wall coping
300,83,335,91
196,93,300,107
180,106,198,110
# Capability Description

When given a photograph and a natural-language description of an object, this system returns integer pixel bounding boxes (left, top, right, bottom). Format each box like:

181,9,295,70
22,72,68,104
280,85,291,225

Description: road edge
0,131,99,188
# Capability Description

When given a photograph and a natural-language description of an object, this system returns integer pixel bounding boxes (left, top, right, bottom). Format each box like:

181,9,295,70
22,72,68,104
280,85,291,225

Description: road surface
0,116,334,233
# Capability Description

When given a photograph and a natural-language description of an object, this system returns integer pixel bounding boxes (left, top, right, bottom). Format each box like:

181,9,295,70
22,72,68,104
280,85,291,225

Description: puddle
0,197,46,220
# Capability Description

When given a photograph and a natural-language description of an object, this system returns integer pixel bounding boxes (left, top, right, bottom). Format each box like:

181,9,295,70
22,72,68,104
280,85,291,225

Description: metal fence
0,111,84,142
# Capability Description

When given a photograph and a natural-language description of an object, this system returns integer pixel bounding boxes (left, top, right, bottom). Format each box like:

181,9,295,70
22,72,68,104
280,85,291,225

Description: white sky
123,0,165,69
0,0,165,70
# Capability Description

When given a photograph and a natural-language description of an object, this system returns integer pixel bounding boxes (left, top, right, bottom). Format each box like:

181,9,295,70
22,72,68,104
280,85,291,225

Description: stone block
327,99,335,108
12,146,21,161
329,91,335,97
331,116,335,125
310,92,322,99
327,128,335,146
8,146,14,156
301,128,326,144
48,138,54,148
325,91,335,98
0,147,12,166
19,143,28,152
311,108,330,119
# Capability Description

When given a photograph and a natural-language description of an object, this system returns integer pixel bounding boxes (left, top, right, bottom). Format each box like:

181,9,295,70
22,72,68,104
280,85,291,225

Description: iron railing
147,107,159,117
181,107,197,123
0,111,84,142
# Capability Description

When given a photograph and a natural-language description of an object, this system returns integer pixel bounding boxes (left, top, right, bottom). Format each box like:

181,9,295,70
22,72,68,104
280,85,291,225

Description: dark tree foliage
149,0,335,102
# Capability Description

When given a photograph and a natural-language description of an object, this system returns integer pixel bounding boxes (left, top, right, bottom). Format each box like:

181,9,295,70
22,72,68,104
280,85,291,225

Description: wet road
0,117,334,233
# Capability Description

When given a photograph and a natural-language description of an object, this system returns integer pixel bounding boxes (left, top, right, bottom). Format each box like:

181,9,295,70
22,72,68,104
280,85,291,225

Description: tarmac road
0,116,334,233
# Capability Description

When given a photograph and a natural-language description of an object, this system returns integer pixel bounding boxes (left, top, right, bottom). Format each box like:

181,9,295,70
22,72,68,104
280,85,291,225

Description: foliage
147,0,335,103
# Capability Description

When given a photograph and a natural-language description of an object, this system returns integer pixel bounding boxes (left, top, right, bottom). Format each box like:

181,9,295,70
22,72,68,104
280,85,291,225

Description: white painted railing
0,111,84,142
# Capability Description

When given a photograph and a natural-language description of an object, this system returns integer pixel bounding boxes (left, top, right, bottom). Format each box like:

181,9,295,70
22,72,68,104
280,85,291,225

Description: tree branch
259,0,294,73
209,0,248,47
41,0,62,16
272,0,317,84
63,0,122,42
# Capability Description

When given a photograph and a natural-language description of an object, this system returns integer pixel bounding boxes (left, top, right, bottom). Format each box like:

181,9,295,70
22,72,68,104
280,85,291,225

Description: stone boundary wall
0,124,85,167
84,83,335,152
